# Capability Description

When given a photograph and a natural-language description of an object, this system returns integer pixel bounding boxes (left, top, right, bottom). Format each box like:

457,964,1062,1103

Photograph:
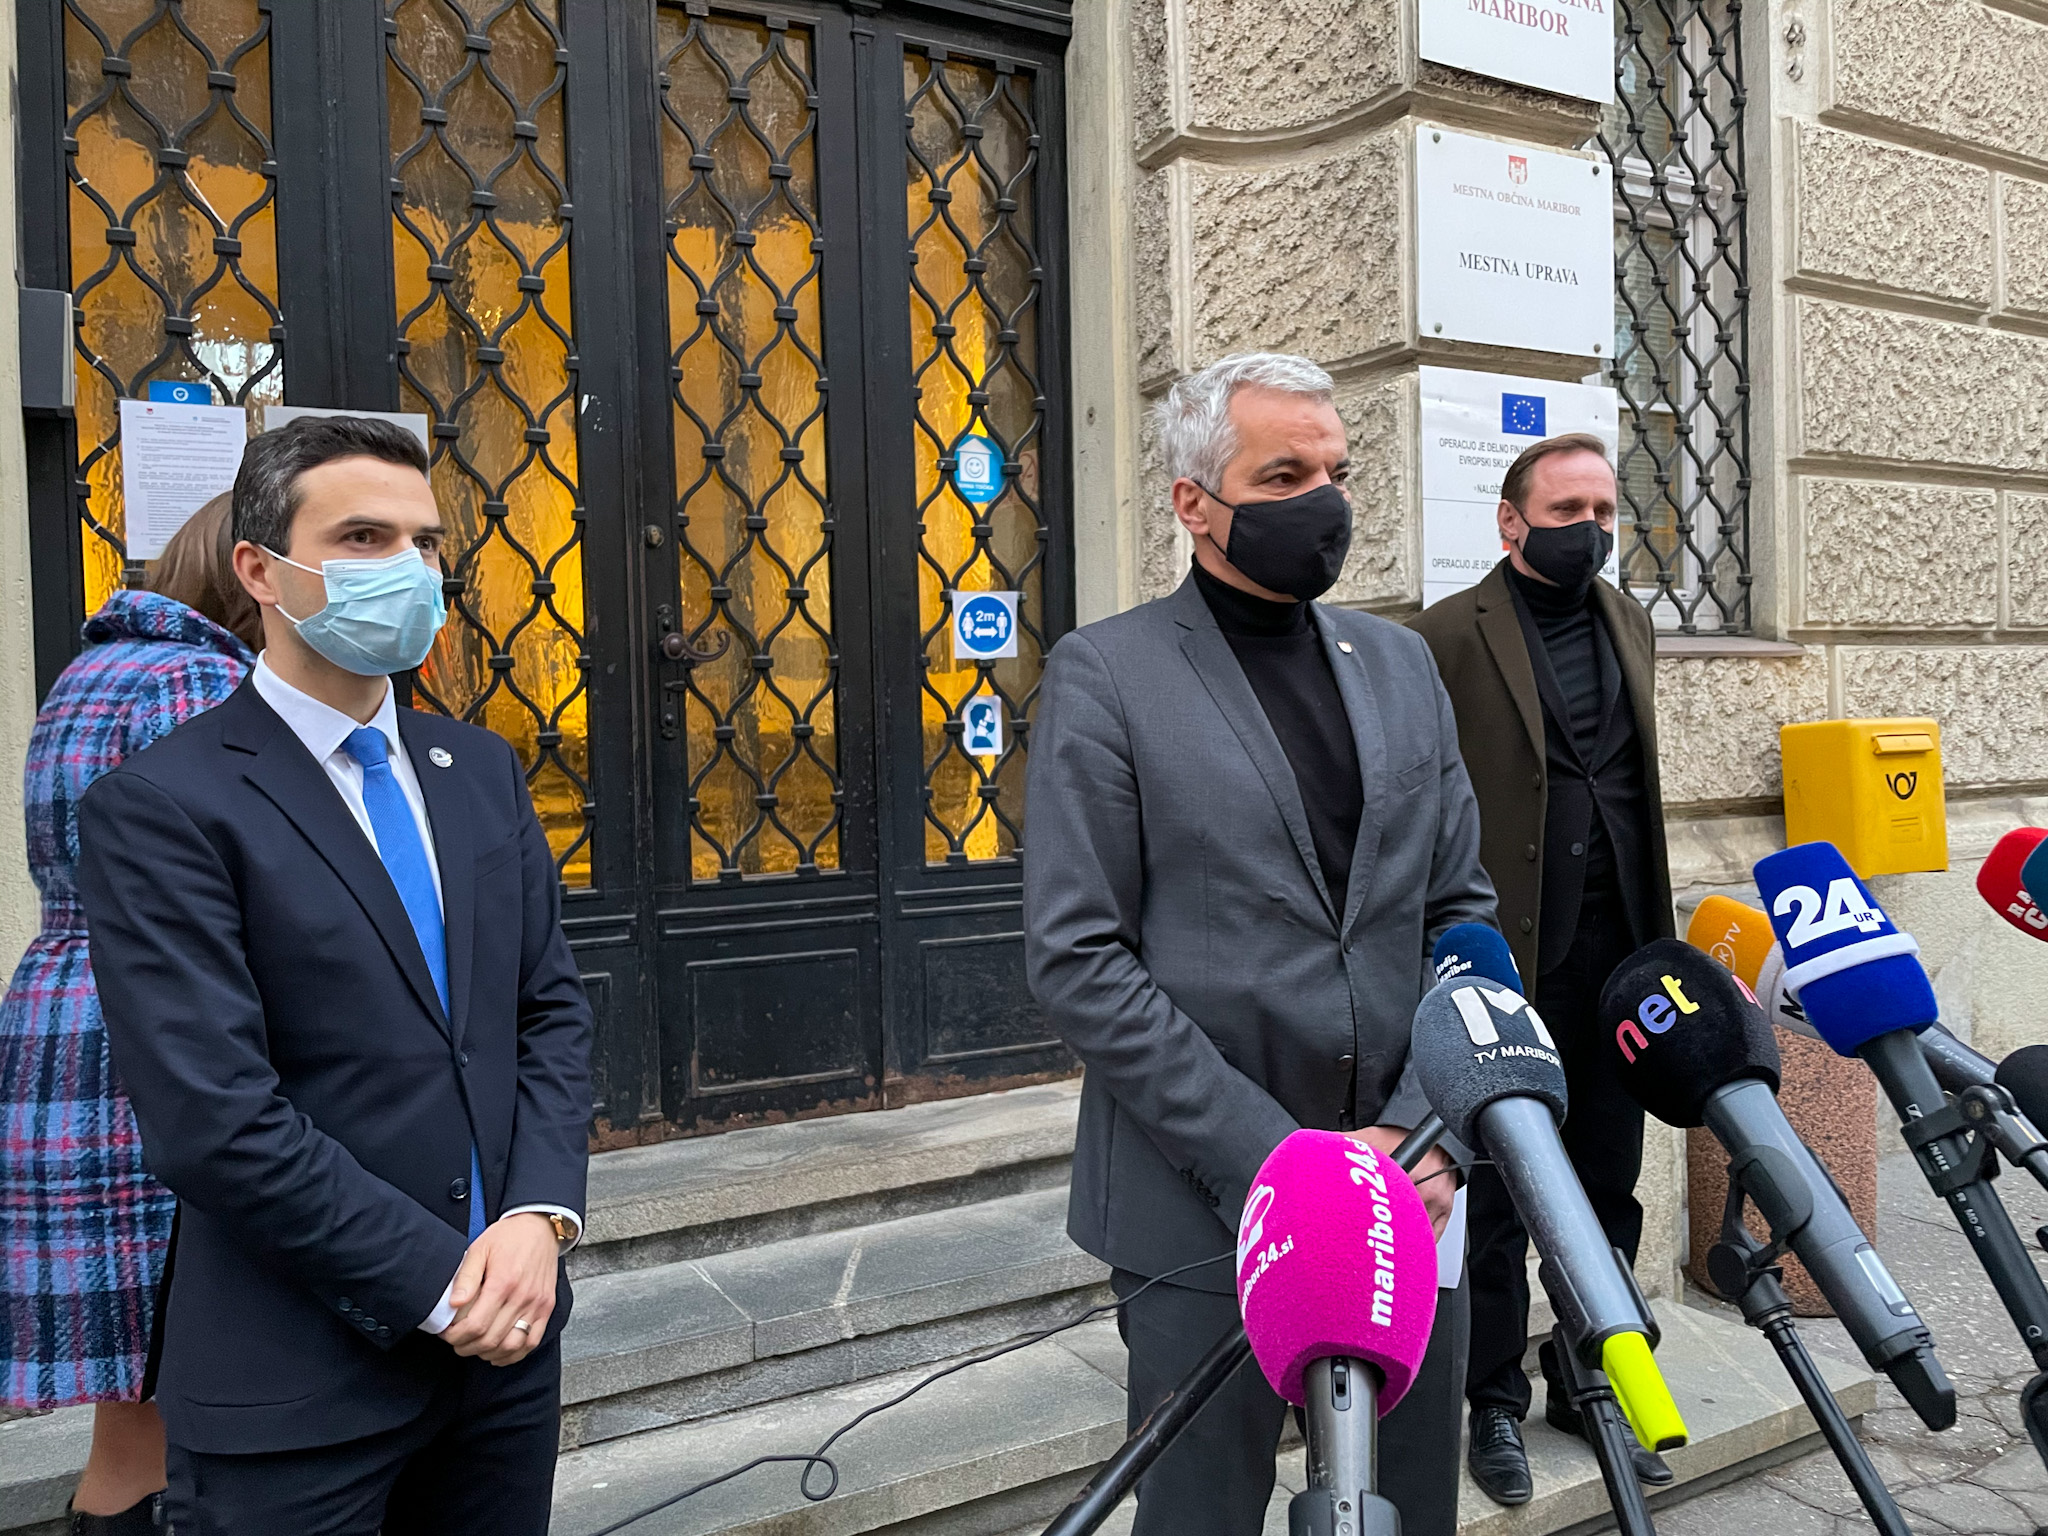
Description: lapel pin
428,747,454,768
1336,641,1354,654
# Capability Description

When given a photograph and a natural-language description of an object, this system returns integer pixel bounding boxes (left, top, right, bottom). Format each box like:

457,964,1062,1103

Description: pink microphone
1235,1128,1438,1412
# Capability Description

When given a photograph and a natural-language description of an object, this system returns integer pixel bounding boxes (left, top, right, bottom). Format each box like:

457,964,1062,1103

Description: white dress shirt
251,656,582,1336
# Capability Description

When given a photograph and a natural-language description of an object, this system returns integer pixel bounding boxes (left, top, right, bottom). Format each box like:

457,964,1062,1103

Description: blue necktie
342,727,485,1243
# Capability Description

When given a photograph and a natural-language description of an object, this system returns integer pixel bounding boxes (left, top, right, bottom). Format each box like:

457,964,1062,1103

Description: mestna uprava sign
1414,125,1616,360
1419,0,1616,102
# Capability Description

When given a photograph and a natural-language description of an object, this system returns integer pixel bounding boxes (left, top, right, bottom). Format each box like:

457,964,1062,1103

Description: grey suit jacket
1024,575,1497,1291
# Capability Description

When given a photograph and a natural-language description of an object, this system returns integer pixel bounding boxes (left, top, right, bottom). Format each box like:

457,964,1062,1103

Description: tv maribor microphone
1411,973,1684,1533
1757,840,2048,1470
1600,941,1953,1428
1237,1130,1439,1535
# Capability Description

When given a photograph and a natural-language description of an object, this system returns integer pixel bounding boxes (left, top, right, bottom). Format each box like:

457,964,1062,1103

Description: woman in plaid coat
0,496,257,1535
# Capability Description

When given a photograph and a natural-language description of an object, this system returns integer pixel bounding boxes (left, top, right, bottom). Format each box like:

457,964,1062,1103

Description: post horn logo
1508,154,1529,185
1886,771,1918,800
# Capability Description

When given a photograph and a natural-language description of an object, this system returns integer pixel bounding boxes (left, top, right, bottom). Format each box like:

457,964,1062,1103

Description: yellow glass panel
388,0,592,887
904,52,1045,866
64,1,283,615
659,9,840,882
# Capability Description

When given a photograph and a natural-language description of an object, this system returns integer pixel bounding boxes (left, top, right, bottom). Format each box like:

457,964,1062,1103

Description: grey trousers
1112,1270,1470,1536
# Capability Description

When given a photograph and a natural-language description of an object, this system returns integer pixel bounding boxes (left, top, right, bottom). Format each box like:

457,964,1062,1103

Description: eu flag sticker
1501,393,1547,437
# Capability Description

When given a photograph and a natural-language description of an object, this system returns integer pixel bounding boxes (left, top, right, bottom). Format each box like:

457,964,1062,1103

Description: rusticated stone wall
1101,0,2048,1295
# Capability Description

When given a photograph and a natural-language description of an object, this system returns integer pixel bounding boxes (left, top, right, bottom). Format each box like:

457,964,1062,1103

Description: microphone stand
1861,1032,2048,1471
1705,1172,1911,1535
1547,1320,1656,1536
1037,1116,1447,1536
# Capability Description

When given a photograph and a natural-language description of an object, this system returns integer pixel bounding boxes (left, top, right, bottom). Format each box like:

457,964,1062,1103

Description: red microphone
1978,828,2048,940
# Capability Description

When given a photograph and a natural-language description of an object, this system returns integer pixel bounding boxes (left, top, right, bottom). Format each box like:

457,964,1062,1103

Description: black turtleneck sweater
1506,564,1657,968
1193,561,1362,903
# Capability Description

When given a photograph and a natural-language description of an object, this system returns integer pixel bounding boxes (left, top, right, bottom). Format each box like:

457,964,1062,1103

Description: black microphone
1599,940,1954,1431
1409,974,1685,1460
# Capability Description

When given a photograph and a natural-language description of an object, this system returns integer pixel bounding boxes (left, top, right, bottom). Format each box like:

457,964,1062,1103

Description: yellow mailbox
1780,718,1947,877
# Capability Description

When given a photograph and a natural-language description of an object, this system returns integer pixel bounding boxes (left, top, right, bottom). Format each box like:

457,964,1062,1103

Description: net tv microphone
1598,939,1956,1430
1236,1130,1438,1536
1409,974,1685,1453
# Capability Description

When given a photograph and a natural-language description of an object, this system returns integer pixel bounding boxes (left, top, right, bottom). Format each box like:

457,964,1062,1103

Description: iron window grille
1598,0,1753,634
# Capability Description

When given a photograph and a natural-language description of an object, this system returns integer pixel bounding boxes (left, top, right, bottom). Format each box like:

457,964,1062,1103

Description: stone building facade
1059,0,2048,1295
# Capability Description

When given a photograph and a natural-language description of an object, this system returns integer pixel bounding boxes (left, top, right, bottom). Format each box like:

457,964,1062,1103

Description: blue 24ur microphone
1755,840,2048,1471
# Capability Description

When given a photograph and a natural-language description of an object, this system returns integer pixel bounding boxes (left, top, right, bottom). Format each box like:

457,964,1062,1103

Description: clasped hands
1348,1124,1457,1236
440,1211,559,1366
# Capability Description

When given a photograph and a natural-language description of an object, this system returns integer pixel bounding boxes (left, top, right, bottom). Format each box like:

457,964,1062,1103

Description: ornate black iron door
638,0,1071,1133
19,0,1070,1142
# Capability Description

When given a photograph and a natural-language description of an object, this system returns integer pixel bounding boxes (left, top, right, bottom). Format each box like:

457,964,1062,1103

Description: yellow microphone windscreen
1685,894,1775,987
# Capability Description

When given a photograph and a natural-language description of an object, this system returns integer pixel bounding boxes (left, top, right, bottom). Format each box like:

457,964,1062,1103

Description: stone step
563,1185,1111,1448
576,1082,1082,1278
550,1300,1876,1536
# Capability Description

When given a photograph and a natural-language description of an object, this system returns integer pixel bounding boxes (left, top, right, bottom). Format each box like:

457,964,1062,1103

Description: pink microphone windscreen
1236,1129,1438,1412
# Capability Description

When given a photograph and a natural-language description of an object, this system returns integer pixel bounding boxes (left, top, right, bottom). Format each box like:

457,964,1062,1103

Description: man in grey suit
1025,353,1498,1535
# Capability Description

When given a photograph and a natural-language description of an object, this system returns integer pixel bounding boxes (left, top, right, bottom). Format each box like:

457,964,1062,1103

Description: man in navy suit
76,415,593,1534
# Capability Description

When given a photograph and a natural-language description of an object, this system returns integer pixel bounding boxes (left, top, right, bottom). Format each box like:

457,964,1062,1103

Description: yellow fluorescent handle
1601,1332,1689,1453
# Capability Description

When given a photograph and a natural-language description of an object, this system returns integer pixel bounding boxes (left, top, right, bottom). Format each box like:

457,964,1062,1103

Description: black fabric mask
1515,516,1613,595
1201,482,1353,602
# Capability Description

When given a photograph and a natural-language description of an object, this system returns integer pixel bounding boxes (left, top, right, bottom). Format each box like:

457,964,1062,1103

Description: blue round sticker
955,594,1014,656
951,434,1005,505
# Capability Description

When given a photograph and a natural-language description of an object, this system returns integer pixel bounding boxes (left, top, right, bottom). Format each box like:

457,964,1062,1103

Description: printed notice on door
1419,365,1619,609
118,399,249,560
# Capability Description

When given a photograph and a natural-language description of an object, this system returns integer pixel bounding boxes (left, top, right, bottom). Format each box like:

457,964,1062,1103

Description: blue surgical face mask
267,546,448,676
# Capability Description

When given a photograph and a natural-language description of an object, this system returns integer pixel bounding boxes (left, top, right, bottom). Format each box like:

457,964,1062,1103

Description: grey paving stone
551,1321,1130,1536
0,1410,90,1530
1896,1477,2039,1533
561,1259,754,1403
705,1188,1106,1358
561,1187,1108,1416
583,1083,1081,1250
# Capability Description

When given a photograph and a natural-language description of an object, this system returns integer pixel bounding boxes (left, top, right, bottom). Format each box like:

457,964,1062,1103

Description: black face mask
1200,482,1353,602
1515,515,1613,595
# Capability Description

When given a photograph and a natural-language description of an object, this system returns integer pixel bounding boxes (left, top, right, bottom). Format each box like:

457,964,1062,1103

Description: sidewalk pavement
1655,1143,2048,1535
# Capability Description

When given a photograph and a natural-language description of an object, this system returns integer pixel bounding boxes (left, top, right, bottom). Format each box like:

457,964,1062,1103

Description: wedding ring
512,1318,531,1333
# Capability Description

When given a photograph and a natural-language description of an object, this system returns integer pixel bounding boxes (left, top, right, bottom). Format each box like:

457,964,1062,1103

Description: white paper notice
1419,0,1616,104
1419,365,1619,609
1415,126,1616,359
118,400,249,560
1437,1185,1469,1289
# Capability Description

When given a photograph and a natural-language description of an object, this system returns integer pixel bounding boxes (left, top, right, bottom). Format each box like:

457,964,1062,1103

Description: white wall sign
260,405,433,453
118,399,249,560
1415,126,1616,359
949,590,1020,662
1420,365,1619,609
1419,0,1616,104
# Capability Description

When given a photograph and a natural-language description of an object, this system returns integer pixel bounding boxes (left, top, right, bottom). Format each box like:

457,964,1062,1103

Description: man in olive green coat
1407,433,1675,1505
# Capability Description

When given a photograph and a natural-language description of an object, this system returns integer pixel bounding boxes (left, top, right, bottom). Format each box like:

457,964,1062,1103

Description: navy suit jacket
75,680,593,1454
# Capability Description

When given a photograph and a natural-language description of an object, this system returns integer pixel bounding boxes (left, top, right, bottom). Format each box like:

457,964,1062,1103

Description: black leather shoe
1467,1406,1534,1505
1544,1394,1674,1485
69,1493,162,1536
